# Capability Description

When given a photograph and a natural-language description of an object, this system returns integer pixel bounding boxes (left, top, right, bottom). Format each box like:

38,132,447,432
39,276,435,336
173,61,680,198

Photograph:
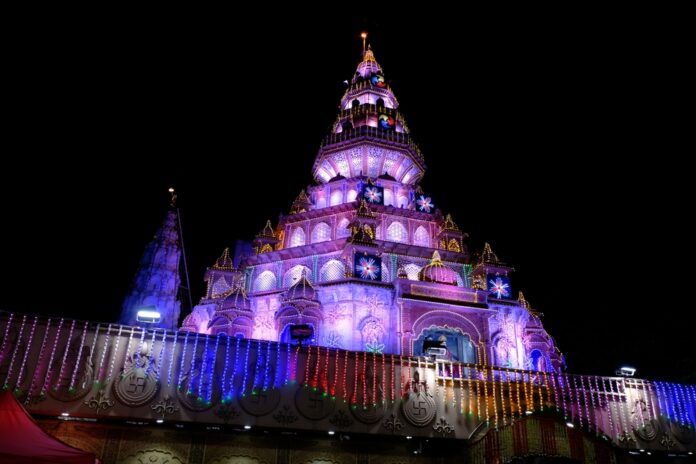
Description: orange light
168,188,175,193
361,33,367,39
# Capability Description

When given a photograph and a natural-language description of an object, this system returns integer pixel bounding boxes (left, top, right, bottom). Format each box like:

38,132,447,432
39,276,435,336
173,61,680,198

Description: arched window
376,97,385,107
253,271,277,292
347,189,358,202
336,218,351,238
386,221,408,243
383,189,394,206
530,349,546,371
414,328,476,363
320,260,345,282
381,261,390,282
352,99,360,108
289,227,306,247
413,226,430,247
311,222,331,243
397,196,409,208
403,264,421,281
284,265,312,287
330,190,343,206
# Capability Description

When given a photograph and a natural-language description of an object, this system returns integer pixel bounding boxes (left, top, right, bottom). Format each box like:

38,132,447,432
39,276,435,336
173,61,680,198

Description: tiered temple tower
182,44,564,372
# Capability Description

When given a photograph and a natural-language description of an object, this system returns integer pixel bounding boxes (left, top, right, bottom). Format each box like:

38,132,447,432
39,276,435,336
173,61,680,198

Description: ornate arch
410,310,482,344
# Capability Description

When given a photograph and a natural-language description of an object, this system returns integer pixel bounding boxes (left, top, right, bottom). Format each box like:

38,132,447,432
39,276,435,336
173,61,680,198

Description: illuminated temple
1,42,694,463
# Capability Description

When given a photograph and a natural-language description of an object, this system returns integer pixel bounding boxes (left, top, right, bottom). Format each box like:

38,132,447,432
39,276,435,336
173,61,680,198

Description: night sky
2,16,690,383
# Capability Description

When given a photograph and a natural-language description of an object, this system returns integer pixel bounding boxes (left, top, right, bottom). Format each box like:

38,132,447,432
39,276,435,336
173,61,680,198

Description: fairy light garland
68,321,89,392
331,348,339,399
640,379,652,423
591,375,602,436
0,313,14,365
165,331,177,387
514,370,521,419
198,334,210,400
390,354,395,404
146,328,158,379
177,332,190,391
634,378,645,428
284,343,292,386
491,367,499,429
457,363,464,413
343,349,349,402
615,377,629,437
351,349,358,407
372,351,377,406
467,364,474,416
304,345,312,387
4,314,27,389
482,366,490,424
253,339,264,395
264,340,272,392
121,327,135,378
406,356,412,397
27,318,51,401
229,336,241,399
475,365,482,420
187,333,200,395
292,344,300,384
106,325,122,384
220,335,231,400
86,323,101,384
322,346,330,395
275,340,283,389
585,375,597,433
98,324,112,384
207,334,221,403
601,376,615,439
571,375,583,429
15,316,38,392
134,328,146,369
362,350,368,409
506,370,514,423
434,361,441,410
498,369,507,427
156,330,167,383
55,318,75,390
382,353,386,406
240,339,251,397
541,371,550,411
41,318,63,397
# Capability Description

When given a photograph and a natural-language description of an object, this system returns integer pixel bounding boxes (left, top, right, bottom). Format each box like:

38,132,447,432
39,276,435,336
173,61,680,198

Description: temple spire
120,207,182,331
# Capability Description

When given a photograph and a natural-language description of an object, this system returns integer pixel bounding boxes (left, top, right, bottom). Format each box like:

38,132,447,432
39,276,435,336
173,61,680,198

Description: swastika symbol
127,376,146,394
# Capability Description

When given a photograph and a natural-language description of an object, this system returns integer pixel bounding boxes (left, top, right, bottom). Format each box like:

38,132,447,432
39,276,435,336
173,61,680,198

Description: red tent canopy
0,391,96,464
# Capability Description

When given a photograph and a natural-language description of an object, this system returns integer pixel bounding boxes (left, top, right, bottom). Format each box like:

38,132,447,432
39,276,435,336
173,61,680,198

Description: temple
181,45,563,374
1,39,694,464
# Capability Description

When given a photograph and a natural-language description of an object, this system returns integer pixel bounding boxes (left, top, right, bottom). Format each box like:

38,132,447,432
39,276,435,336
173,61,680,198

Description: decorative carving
273,404,299,425
150,396,179,420
295,386,335,420
113,366,160,407
350,402,385,424
383,413,403,433
401,370,436,427
121,449,184,464
175,363,220,412
214,403,241,423
660,434,676,450
329,410,354,428
84,390,114,414
433,417,454,435
239,388,281,416
633,419,659,442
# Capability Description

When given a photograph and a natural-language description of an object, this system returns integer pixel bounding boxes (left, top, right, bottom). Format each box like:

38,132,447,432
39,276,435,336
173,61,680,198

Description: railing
320,125,425,165
0,312,694,450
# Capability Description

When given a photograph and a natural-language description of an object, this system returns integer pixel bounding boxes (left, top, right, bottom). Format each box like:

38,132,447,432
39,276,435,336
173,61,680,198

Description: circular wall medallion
239,388,281,416
48,343,94,402
295,387,336,420
350,402,386,424
175,370,220,412
670,420,695,444
113,367,160,407
633,419,660,442
401,392,436,427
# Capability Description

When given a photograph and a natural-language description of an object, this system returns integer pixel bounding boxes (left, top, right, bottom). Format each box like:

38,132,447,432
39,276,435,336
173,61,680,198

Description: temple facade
181,46,563,374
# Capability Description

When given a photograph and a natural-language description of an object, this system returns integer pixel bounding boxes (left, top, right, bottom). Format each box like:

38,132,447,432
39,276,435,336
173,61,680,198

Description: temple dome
419,251,458,285
284,271,317,301
222,286,251,312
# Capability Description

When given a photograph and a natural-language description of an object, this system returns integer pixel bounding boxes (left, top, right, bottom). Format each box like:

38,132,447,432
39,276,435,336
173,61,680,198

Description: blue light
284,343,291,386
198,333,210,401
240,339,250,397
263,340,271,391
187,333,199,397
207,334,221,403
221,334,231,399
177,332,189,390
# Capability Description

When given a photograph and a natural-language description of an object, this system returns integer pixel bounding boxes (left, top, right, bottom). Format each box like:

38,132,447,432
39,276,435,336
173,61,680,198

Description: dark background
1,14,691,382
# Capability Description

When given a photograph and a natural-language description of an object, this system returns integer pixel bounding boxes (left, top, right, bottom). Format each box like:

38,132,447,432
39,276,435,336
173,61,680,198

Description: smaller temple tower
120,204,182,331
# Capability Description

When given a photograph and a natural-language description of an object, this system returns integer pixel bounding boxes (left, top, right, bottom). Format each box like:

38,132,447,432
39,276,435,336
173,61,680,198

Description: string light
252,338,262,395
156,330,166,383
106,325,122,384
468,364,475,416
220,335,231,400
571,375,583,429
41,318,63,397
292,344,300,384
482,366,490,424
514,369,521,419
15,316,38,392
228,336,241,400
177,332,190,391
601,376,615,440
614,377,628,438
633,378,645,428
490,367,499,429
146,328,158,378
541,371,550,411
4,314,27,389
390,354,395,405
275,340,283,389
322,346,330,396
331,348,339,399
0,313,14,365
85,323,101,386
498,369,506,427
342,349,349,402
591,375,602,436
506,369,514,423
304,344,312,388
166,331,177,387
198,333,210,400
372,351,377,406
134,327,146,369
457,363,464,413
284,342,291,386
94,324,111,385
382,353,386,406
121,327,135,378
207,334,221,403
55,319,75,390
585,375,598,433
549,372,560,412
351,349,358,407
27,318,51,401
68,321,89,392
362,350,367,409
474,365,482,420
240,338,251,397
263,340,272,392
187,333,200,395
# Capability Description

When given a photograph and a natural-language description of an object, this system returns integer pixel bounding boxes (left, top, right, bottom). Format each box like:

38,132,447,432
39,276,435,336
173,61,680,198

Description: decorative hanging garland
27,318,51,402
177,332,190,391
106,325,122,384
68,321,89,392
15,316,38,392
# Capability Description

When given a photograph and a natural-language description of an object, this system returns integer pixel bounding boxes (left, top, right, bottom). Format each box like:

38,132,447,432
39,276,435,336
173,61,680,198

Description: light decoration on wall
227,336,241,401
177,332,189,392
284,342,292,386
86,323,101,385
41,318,63,397
355,254,382,280
322,346,330,396
506,370,514,423
156,330,167,383
68,321,89,392
240,338,251,397
274,340,282,390
488,276,511,299
252,338,262,395
361,184,384,204
15,316,38,392
220,335,231,400
206,334,221,404
4,314,26,389
514,370,522,419
351,348,358,407
28,318,51,401
370,73,386,88
134,328,146,369
390,354,395,405
378,114,395,130
416,195,434,213
187,333,200,395
601,376,615,439
343,349,349,402
121,327,135,378
146,328,158,379
0,313,14,365
55,319,75,390
372,351,377,406
362,350,368,409
571,375,582,429
331,348,339,399
106,325,122,384
304,344,312,388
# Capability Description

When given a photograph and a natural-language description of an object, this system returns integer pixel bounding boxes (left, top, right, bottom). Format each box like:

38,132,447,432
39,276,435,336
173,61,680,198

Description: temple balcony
0,312,694,454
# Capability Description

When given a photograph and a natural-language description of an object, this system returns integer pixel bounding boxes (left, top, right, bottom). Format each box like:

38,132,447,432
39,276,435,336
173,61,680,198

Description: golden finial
361,32,367,52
